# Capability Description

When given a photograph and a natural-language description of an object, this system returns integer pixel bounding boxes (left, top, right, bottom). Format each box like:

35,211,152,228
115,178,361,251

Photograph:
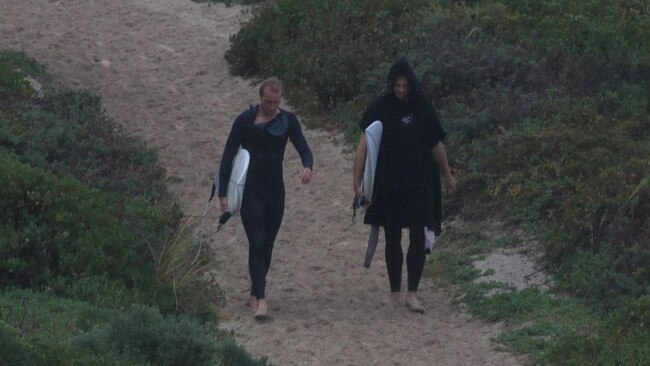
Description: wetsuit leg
406,225,426,292
241,189,285,300
241,190,266,299
260,193,284,292
384,224,403,292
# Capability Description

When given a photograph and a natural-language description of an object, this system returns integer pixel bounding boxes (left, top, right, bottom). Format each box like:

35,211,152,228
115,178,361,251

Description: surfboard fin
217,211,232,232
363,225,380,268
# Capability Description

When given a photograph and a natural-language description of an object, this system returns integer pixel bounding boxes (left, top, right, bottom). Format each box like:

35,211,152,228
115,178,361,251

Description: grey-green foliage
0,49,47,100
72,305,218,366
0,322,30,366
0,290,272,366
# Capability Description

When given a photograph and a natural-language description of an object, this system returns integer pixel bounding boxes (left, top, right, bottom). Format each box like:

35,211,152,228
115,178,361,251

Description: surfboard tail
363,225,380,268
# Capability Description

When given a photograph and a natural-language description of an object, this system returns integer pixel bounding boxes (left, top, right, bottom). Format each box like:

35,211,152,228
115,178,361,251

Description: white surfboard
363,120,382,200
227,147,250,215
361,121,382,268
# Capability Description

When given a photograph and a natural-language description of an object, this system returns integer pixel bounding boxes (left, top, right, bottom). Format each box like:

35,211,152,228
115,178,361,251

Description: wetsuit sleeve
218,113,246,197
288,115,314,169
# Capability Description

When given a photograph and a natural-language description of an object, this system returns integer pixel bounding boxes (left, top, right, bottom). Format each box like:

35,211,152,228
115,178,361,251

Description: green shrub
465,287,552,324
0,289,112,366
0,290,255,366
543,295,650,366
72,305,219,366
0,321,30,365
427,250,478,285
496,322,569,356
476,111,650,306
0,150,146,288
217,340,272,366
0,49,46,101
3,89,172,205
226,0,432,112
1,51,218,317
555,247,647,311
49,275,149,310
0,150,219,315
0,49,256,363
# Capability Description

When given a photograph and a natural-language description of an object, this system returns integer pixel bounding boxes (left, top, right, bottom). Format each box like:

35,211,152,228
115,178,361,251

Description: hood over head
386,58,424,103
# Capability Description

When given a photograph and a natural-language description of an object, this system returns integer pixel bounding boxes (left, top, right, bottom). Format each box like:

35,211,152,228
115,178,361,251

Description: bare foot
246,295,258,309
254,299,269,321
405,292,425,314
389,292,401,307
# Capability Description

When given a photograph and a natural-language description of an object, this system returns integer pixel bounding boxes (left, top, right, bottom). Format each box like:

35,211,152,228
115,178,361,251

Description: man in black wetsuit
353,59,456,313
218,77,313,320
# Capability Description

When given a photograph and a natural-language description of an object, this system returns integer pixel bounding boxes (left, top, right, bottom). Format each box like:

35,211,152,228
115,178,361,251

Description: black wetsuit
360,60,447,293
219,106,313,299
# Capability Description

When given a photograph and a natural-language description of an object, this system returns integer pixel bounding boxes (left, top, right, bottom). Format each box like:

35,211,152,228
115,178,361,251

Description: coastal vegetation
0,49,269,365
225,1,649,364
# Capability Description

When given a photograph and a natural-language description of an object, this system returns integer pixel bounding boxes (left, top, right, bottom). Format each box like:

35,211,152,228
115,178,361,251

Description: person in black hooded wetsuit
218,77,313,320
353,59,456,313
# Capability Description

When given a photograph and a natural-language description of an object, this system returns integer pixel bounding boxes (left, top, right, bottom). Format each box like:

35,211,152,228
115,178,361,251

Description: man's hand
353,134,367,199
432,142,457,194
219,196,228,213
354,183,364,200
445,172,457,194
300,167,312,184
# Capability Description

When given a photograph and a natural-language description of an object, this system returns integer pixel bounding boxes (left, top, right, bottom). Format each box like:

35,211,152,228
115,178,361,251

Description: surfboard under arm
362,120,382,200
227,147,250,215
361,121,382,268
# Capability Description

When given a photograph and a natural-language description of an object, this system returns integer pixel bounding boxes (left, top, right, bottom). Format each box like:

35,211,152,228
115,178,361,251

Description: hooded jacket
359,59,446,233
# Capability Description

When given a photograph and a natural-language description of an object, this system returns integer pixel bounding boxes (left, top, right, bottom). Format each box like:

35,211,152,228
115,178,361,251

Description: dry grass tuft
151,217,223,319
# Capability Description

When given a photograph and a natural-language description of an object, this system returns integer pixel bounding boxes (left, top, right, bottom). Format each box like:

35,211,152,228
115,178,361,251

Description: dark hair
386,58,424,103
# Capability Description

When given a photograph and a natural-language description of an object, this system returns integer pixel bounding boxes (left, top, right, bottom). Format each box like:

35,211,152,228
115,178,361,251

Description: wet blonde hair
258,77,283,96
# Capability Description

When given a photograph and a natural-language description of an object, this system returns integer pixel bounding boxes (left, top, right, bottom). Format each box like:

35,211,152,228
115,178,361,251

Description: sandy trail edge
0,1,523,365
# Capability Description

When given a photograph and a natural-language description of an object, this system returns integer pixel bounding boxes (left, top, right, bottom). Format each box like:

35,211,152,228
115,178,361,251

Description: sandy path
0,1,522,365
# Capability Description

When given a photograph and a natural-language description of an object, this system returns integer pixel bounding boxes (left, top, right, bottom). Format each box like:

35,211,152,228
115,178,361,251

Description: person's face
393,76,409,100
260,87,282,116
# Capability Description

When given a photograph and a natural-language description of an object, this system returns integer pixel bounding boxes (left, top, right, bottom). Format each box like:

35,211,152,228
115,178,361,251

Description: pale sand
0,1,523,364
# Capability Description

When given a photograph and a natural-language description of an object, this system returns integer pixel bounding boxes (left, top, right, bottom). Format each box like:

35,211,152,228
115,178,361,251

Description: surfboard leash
351,196,368,223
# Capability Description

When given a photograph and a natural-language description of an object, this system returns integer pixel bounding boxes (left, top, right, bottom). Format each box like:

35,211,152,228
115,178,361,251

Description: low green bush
217,340,272,366
0,51,218,318
0,289,110,366
73,304,270,365
0,46,258,365
0,150,153,293
0,143,217,317
72,305,218,366
554,246,647,311
3,89,172,205
496,322,569,356
0,290,268,366
0,321,30,366
542,295,650,366
226,0,433,113
0,49,46,102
